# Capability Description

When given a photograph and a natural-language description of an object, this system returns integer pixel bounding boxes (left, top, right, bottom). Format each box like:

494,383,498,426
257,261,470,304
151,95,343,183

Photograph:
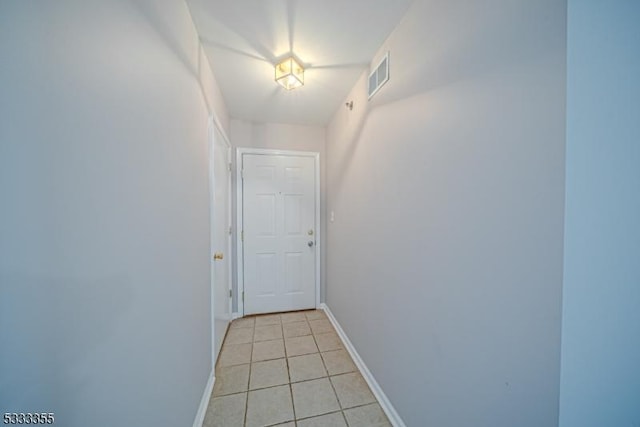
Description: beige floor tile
230,317,255,329
291,378,341,419
305,310,327,321
217,343,252,367
309,319,333,334
297,412,347,427
315,332,343,352
246,385,294,427
249,358,289,390
203,392,246,427
252,339,285,362
224,327,254,345
254,324,283,342
283,320,311,338
321,349,357,375
343,403,391,427
330,372,376,409
209,313,391,427
288,353,327,383
255,314,282,326
281,311,308,323
213,364,249,396
285,335,319,357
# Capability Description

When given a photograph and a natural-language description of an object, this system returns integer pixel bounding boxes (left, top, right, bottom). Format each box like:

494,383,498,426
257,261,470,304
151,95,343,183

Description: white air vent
368,52,389,99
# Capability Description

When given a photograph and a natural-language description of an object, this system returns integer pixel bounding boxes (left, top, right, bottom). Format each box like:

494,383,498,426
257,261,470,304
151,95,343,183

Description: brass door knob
213,252,224,260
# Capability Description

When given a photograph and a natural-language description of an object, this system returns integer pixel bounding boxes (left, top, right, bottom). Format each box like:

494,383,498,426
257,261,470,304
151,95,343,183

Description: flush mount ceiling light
275,57,304,90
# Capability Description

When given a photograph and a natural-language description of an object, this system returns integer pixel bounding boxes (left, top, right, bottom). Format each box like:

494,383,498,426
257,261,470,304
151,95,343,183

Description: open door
210,119,232,365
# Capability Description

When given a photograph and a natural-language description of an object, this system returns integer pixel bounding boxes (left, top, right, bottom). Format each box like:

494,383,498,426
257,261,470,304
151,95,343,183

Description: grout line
221,311,366,426
211,390,247,398
311,320,346,415
340,409,349,426
280,317,298,424
242,324,254,427
293,409,345,424
320,305,399,426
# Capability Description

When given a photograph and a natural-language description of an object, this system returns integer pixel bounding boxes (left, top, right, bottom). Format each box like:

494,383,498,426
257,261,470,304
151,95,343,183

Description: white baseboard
232,312,242,320
320,303,406,427
192,369,215,427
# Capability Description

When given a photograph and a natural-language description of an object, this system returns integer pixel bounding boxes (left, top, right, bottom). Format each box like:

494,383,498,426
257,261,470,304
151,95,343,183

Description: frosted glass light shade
275,57,304,90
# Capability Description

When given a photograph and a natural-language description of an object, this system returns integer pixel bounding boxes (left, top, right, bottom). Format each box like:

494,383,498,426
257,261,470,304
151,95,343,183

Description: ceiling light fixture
275,57,304,90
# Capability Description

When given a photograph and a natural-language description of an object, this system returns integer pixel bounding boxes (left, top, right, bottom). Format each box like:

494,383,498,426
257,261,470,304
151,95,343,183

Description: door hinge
241,230,244,241
242,291,245,302
229,226,232,235
228,162,232,172
241,169,244,180
229,289,232,298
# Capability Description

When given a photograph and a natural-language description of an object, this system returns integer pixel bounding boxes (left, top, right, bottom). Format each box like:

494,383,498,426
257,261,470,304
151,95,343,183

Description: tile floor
203,310,392,427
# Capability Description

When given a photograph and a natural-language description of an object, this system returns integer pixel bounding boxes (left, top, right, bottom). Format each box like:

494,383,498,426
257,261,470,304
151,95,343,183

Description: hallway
2,2,639,427
203,310,390,427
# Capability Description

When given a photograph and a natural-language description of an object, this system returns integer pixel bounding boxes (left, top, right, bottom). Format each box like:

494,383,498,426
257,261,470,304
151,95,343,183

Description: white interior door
242,153,317,315
211,122,231,364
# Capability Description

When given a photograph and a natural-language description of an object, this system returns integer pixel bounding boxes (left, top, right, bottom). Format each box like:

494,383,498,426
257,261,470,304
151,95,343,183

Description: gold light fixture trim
275,57,304,90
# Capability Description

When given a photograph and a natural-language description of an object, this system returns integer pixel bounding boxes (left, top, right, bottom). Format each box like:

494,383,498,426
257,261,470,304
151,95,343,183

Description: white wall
559,1,640,426
229,120,326,312
325,1,567,426
199,44,230,134
230,120,326,153
0,2,228,426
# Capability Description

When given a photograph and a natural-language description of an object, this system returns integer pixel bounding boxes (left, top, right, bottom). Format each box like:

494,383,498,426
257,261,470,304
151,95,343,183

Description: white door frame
236,148,321,316
209,115,232,367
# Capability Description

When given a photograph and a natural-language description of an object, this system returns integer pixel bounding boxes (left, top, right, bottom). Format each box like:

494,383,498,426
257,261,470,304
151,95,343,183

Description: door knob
307,241,314,247
213,252,224,260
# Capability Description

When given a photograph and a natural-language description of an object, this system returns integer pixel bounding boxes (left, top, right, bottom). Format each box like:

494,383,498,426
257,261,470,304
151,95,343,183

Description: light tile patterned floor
203,309,391,427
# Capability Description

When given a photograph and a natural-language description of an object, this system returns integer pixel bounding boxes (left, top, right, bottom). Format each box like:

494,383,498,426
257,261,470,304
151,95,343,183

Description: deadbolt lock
308,229,314,236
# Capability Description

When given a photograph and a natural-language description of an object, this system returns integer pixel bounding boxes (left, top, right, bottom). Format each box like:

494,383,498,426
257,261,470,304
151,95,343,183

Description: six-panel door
243,154,316,315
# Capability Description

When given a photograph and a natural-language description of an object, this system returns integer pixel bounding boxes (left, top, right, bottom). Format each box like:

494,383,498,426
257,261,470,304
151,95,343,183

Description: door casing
236,148,321,317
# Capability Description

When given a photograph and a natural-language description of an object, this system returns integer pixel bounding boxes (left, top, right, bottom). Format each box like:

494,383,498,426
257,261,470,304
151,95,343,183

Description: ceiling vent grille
368,52,389,99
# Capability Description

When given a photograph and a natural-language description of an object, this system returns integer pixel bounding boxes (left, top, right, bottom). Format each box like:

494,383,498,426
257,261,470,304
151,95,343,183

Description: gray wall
325,1,567,426
229,120,327,312
0,1,228,426
559,1,640,426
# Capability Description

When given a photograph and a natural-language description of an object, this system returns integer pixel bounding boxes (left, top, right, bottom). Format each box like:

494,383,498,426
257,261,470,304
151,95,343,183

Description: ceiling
186,0,413,126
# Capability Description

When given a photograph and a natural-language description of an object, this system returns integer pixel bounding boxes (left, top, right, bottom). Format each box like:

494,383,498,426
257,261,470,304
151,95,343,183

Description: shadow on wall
369,0,566,110
328,96,370,195
132,0,230,123
285,0,296,53
0,273,132,416
193,0,369,89
195,1,278,63
198,20,368,76
200,37,272,64
330,0,567,195
130,0,203,86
